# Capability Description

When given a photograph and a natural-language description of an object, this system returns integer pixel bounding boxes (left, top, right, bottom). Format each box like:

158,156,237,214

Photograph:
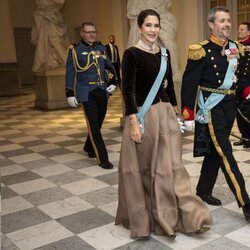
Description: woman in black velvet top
115,9,212,239
122,42,177,115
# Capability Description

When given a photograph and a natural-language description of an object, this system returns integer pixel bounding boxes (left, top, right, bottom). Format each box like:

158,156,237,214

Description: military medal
225,48,239,61
221,46,225,56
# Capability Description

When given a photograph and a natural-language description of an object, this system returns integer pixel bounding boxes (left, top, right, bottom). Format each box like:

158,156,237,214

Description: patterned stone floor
1,86,250,250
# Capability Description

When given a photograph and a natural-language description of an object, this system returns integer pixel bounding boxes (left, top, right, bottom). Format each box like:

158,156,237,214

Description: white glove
246,94,250,100
67,97,78,107
177,116,186,133
185,120,195,132
106,84,117,94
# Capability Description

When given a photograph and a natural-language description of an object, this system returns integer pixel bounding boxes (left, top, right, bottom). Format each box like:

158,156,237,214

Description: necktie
111,45,117,62
113,45,117,62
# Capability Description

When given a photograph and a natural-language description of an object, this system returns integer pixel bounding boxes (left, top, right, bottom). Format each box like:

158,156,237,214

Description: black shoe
242,205,250,221
243,141,250,148
233,139,245,146
197,194,222,206
99,161,113,169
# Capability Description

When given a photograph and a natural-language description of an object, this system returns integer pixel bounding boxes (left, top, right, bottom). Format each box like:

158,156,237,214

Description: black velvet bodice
122,47,177,115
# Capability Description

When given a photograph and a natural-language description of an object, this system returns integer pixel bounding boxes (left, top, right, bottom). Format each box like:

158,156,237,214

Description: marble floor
1,86,250,250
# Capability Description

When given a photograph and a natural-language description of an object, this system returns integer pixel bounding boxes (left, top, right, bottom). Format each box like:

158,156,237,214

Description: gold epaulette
67,43,79,55
199,40,209,46
235,41,245,56
68,42,79,50
187,43,206,60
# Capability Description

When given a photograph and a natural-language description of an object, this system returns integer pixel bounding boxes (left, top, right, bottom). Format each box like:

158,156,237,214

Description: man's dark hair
81,21,95,30
208,6,230,23
241,22,250,31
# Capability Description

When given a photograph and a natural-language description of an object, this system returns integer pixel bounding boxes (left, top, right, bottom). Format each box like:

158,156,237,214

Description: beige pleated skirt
115,102,212,238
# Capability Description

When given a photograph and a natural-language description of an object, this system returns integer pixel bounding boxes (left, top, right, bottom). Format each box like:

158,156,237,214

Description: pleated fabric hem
115,102,212,239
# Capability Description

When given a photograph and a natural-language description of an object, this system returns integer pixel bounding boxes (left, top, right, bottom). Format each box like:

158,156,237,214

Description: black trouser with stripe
196,98,250,207
82,88,109,164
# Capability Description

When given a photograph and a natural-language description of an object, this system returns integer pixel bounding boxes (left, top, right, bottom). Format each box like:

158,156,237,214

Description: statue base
34,67,68,110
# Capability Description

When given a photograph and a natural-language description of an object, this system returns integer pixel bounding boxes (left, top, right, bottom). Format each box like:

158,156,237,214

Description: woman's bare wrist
129,114,137,120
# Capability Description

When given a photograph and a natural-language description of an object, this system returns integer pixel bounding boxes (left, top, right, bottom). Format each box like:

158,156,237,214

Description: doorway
14,27,35,85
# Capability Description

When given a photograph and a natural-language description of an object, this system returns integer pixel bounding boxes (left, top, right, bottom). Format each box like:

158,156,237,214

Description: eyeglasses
82,31,97,34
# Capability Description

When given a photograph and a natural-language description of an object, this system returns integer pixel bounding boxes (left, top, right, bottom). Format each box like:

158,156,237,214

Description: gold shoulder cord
72,48,103,82
72,49,97,72
67,46,77,73
66,46,77,91
92,54,102,83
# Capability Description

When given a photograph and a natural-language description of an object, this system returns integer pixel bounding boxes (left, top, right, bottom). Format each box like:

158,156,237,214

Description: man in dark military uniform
65,21,117,169
181,6,250,221
234,22,250,148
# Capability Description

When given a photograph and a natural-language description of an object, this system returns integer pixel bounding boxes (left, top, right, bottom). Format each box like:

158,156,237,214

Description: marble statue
31,0,69,72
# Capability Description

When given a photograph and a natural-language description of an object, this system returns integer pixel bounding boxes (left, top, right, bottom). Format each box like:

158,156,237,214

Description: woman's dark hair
137,9,161,28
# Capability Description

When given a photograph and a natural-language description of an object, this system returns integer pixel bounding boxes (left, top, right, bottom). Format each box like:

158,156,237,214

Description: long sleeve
65,47,76,96
165,51,177,106
122,47,175,115
181,58,204,120
122,49,138,115
65,48,76,90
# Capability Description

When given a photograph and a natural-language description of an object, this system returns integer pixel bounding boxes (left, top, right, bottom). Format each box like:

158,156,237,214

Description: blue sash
195,41,238,124
137,47,168,133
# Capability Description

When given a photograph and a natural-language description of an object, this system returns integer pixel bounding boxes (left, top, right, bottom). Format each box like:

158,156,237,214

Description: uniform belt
200,86,235,95
89,81,104,85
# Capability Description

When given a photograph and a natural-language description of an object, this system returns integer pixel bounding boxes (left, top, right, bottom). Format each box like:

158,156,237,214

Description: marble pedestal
34,67,68,110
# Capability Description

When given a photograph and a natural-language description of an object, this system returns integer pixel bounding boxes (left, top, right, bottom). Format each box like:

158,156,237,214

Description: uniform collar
81,39,96,48
239,35,250,45
209,34,228,47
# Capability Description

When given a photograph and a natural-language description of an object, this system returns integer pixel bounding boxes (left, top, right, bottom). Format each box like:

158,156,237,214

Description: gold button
214,64,217,68
218,80,221,83
211,57,214,60
216,72,219,76
208,49,211,53
244,72,247,75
